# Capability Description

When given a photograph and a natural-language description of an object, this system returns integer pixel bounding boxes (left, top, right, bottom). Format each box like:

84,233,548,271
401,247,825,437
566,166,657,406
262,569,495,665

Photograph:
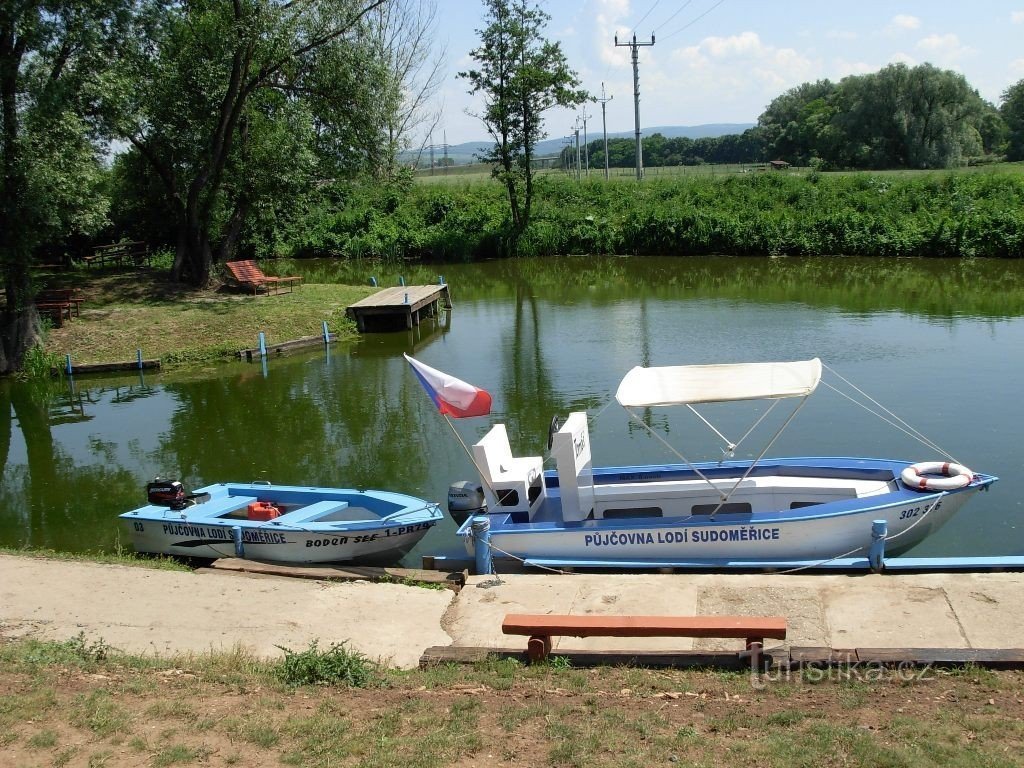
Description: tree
459,0,587,253
108,0,391,287
1002,79,1024,161
366,0,446,179
1,0,125,373
758,80,836,163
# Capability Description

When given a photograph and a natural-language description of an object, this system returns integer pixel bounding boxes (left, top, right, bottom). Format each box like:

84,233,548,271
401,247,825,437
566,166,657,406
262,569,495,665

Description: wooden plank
56,359,161,375
789,647,860,665
854,648,1024,668
238,333,336,361
502,613,788,639
207,558,465,587
419,645,773,670
347,285,446,310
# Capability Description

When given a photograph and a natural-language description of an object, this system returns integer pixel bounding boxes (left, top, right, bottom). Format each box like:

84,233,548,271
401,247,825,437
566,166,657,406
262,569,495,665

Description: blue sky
426,1,1024,145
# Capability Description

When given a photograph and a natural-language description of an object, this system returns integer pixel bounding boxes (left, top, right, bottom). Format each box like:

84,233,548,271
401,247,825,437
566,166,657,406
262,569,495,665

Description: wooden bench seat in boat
184,496,259,518
278,500,352,524
502,613,788,663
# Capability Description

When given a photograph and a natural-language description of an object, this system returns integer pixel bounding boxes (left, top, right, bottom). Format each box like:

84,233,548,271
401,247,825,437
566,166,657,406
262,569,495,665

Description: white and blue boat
448,359,998,570
120,482,442,564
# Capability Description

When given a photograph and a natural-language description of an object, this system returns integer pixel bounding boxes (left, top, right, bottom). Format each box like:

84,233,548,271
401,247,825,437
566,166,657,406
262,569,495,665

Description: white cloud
656,32,818,120
1011,58,1024,77
915,33,974,63
828,59,876,77
889,52,917,66
885,14,921,34
1012,11,1024,23
594,0,633,68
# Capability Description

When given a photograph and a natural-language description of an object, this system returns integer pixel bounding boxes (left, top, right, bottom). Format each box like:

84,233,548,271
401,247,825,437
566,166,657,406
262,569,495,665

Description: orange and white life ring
901,461,974,492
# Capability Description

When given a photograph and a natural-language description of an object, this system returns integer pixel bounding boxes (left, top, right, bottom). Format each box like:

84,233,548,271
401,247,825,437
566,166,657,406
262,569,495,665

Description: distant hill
408,123,755,166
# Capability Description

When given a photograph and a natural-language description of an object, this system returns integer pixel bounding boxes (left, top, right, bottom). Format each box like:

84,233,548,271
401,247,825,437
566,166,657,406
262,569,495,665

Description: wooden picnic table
84,241,149,269
35,287,84,328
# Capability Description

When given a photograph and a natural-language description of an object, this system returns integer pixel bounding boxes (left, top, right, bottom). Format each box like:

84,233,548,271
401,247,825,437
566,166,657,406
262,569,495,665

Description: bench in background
84,241,149,269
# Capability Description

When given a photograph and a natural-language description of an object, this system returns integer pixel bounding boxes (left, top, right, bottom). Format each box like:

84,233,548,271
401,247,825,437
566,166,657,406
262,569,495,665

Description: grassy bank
296,165,1024,261
39,271,375,368
2,636,1022,767
0,546,191,571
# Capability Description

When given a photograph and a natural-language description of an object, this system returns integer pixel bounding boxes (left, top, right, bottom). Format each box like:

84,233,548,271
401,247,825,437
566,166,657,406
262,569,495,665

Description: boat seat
277,500,351,523
473,424,544,521
184,496,259,518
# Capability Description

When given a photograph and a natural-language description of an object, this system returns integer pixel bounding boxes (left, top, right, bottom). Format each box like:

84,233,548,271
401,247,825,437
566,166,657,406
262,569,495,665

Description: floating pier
346,284,452,332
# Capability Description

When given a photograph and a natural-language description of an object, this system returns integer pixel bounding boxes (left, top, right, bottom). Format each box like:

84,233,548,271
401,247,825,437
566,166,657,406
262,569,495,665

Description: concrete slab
694,575,830,651
820,574,968,647
552,574,703,653
939,572,1024,648
444,574,582,648
0,555,451,669
5,554,1024,669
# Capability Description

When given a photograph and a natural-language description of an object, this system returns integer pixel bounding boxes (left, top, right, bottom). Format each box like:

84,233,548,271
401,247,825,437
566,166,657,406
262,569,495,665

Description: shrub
274,640,376,687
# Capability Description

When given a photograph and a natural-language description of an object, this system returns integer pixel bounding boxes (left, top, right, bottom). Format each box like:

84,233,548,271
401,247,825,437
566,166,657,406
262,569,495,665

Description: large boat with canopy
446,359,997,570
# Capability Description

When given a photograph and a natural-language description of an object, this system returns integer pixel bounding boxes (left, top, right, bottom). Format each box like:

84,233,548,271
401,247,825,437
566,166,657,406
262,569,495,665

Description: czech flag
404,354,492,418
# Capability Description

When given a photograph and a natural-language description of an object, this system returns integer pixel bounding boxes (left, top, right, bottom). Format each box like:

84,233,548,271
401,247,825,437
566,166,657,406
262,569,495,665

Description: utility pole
598,83,613,180
428,132,435,176
579,108,592,177
615,33,655,181
571,126,581,181
562,137,575,175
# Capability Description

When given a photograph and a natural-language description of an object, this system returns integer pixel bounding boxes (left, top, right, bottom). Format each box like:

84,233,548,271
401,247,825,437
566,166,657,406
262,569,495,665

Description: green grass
42,273,374,367
317,164,1024,262
3,637,1024,768
0,546,192,572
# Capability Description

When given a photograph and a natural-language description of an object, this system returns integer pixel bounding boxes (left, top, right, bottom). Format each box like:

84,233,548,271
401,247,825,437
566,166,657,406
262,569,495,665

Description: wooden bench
224,259,302,295
502,613,788,664
85,241,149,269
37,288,83,317
35,301,73,327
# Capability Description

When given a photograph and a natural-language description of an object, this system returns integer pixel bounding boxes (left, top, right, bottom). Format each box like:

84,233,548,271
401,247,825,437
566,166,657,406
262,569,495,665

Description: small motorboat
119,480,442,564
447,359,998,570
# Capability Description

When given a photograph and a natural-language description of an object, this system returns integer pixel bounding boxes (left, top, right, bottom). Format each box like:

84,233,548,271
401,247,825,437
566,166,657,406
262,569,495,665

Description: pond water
1,256,1021,564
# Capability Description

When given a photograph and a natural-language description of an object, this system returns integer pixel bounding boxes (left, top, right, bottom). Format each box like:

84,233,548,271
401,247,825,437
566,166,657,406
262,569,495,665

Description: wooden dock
346,284,452,332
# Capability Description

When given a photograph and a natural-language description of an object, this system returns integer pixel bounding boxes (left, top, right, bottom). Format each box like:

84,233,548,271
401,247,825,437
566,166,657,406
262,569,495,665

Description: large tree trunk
0,266,42,374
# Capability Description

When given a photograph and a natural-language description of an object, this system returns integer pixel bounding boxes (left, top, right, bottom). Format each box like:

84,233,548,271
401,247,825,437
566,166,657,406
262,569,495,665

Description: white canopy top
615,358,822,408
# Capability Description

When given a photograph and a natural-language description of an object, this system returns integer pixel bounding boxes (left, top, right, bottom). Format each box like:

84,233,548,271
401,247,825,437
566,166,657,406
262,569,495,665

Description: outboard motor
147,478,185,506
447,481,486,526
146,478,212,510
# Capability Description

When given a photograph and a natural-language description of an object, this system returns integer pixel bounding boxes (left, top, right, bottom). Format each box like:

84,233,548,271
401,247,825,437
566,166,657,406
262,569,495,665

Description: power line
660,0,728,42
632,0,661,33
652,0,694,34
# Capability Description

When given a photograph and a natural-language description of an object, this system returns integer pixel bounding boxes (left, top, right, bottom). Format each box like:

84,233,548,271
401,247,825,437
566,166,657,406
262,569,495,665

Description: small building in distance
769,159,791,171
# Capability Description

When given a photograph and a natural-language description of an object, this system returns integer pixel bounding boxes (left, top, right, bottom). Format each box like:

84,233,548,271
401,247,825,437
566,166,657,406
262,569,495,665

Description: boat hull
120,483,441,564
457,458,997,569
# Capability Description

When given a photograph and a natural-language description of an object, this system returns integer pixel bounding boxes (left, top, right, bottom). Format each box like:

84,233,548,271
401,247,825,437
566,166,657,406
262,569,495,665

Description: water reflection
1,256,1022,562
